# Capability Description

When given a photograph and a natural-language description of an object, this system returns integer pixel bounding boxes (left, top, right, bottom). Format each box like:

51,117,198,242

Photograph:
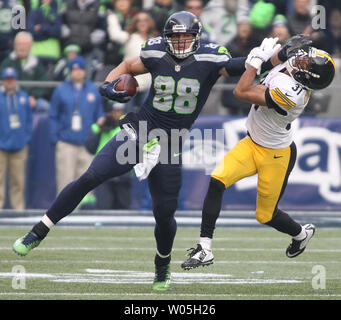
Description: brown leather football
114,74,138,97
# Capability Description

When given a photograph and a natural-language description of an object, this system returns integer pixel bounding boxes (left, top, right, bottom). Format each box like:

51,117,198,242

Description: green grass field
0,226,340,300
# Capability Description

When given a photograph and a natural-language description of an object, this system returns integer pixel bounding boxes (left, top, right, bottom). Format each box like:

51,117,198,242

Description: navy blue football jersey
138,37,231,134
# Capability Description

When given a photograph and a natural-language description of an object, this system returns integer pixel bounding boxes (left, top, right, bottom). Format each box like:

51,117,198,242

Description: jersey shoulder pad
267,73,306,111
200,43,231,56
140,37,166,58
194,43,231,63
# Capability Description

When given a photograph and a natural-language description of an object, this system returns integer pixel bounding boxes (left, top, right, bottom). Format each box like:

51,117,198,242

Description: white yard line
0,269,305,285
1,259,341,265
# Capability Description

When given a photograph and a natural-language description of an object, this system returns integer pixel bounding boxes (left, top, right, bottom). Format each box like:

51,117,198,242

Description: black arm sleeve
224,57,247,76
260,60,274,73
225,57,276,76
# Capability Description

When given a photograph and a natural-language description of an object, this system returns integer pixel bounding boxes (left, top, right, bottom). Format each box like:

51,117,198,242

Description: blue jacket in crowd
49,80,104,145
0,87,33,152
27,1,62,42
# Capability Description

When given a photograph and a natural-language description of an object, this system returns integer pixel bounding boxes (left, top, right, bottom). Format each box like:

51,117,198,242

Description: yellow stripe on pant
211,136,296,224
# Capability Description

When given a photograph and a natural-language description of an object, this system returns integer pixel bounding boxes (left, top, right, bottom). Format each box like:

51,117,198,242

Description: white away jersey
246,63,311,149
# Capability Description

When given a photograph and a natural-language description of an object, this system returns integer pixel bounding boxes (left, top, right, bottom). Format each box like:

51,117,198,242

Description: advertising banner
24,115,341,211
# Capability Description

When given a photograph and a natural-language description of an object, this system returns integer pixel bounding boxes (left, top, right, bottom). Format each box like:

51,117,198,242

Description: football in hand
114,74,138,97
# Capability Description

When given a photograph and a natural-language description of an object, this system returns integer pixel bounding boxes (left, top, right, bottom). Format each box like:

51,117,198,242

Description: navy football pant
46,131,181,257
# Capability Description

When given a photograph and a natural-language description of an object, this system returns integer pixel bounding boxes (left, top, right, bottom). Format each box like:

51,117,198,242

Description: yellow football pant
211,136,296,224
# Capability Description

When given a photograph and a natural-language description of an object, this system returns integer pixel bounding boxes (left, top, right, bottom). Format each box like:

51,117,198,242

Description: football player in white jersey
182,37,336,270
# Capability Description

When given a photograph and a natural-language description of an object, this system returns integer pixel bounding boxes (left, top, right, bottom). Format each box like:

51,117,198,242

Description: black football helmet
286,47,335,90
163,11,202,59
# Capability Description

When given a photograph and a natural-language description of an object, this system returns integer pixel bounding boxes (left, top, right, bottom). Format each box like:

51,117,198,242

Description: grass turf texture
0,226,340,300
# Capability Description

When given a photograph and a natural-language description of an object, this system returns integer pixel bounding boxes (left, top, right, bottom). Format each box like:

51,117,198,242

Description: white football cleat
286,224,316,258
181,244,214,270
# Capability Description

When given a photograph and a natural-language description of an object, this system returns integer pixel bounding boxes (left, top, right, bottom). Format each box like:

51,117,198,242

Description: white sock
200,237,212,251
42,214,55,229
293,226,306,240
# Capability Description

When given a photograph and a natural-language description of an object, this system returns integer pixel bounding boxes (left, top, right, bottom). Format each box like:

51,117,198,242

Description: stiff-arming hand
245,37,281,73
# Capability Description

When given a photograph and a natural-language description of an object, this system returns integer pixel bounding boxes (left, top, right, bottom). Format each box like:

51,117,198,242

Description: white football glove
245,47,264,74
246,37,281,73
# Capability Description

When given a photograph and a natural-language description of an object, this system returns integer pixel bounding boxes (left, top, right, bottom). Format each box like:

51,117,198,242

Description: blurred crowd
0,0,341,210
1,0,341,112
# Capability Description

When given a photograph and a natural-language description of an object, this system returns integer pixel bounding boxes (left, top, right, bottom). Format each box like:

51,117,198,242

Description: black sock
200,178,225,238
31,221,50,240
265,209,302,237
154,254,171,267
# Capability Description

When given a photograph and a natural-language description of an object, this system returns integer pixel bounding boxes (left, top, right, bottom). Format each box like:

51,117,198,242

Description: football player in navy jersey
13,11,294,291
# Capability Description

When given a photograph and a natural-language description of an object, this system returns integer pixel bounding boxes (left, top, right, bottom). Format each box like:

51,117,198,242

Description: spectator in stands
0,31,51,113
61,0,107,79
146,0,180,35
221,17,256,115
248,0,290,16
328,8,341,58
53,43,81,81
226,17,257,57
49,56,104,196
26,0,63,73
123,11,158,112
248,0,276,44
0,67,32,210
184,0,216,43
105,0,138,68
0,0,21,64
124,11,159,50
270,14,291,45
200,0,249,46
27,0,66,11
85,102,132,209
287,0,312,35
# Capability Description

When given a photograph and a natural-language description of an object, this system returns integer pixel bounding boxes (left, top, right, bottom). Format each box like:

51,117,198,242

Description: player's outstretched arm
233,67,267,106
105,57,148,82
220,38,283,78
233,38,281,105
